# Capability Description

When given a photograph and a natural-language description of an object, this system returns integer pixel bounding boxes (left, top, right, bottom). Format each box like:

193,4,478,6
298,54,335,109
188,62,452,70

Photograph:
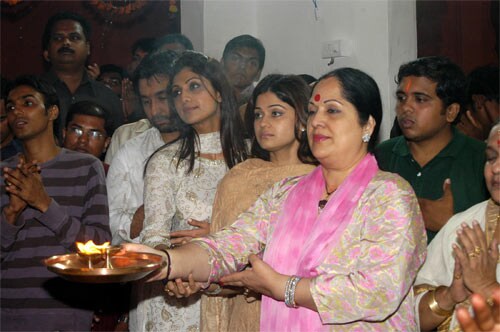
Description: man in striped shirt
1,76,111,331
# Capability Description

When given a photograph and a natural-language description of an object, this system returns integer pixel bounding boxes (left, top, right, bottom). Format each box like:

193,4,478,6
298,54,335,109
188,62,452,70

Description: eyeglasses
68,127,105,140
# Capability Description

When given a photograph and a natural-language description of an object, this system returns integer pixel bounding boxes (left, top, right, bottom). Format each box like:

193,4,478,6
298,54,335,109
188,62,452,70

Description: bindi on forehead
314,94,321,102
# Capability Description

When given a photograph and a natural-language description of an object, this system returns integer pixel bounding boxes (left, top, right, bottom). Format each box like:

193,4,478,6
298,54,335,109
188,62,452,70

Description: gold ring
468,252,478,258
474,246,482,254
486,297,495,307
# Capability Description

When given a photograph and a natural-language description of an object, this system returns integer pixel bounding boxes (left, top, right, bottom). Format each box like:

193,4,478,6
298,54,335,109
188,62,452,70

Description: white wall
181,0,205,51
181,0,417,140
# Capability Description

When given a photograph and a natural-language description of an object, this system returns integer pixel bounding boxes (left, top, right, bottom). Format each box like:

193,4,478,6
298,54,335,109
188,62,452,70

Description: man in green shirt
375,56,488,243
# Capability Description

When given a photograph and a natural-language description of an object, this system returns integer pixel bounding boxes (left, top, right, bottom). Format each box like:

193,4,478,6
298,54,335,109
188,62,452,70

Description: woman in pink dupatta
124,68,427,331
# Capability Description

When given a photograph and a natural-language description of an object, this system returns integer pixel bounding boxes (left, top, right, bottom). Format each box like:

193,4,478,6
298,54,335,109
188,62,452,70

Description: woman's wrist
158,248,172,283
202,283,222,295
431,286,456,313
272,274,289,301
284,275,302,308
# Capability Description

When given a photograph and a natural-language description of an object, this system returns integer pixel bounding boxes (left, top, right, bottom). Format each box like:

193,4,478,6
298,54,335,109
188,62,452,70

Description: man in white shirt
107,51,181,245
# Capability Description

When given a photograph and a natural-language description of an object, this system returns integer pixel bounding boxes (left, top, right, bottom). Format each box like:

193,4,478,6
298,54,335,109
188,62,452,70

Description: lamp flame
76,240,110,255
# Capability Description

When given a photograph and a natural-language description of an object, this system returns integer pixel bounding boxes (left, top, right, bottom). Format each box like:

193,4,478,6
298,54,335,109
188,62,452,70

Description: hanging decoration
1,0,37,21
84,0,155,29
84,0,176,27
89,0,147,16
83,0,179,49
169,0,178,14
2,0,22,5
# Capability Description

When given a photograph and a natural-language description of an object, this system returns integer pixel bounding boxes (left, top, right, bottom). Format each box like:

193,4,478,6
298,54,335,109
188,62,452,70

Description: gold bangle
428,287,454,317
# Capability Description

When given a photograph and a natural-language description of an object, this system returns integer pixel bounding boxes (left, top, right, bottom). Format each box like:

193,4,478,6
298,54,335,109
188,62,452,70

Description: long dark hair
157,51,248,173
245,74,316,164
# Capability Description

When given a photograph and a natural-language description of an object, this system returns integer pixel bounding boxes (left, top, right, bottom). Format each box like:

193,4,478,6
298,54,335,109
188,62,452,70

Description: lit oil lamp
44,241,164,283
75,240,118,269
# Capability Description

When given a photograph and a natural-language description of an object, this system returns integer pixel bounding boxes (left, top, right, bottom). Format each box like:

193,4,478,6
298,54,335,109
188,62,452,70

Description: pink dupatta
261,154,379,331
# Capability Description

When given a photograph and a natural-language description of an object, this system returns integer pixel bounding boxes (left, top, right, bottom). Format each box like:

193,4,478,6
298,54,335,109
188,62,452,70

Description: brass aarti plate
44,251,165,283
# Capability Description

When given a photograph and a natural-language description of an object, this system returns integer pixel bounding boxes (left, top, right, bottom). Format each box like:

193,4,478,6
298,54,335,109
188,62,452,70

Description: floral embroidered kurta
193,171,427,331
201,159,315,332
132,132,228,332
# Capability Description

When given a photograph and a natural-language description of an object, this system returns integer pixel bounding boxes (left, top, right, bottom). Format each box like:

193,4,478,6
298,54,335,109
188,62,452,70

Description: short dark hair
245,74,315,164
316,68,383,152
42,12,91,50
153,33,194,52
66,101,114,136
465,65,499,104
6,75,59,111
222,35,266,70
131,37,156,55
132,50,179,95
99,64,124,78
396,56,466,110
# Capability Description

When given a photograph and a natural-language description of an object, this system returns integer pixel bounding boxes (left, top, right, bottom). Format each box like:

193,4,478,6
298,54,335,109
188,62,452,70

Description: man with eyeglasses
0,75,110,331
40,11,123,141
62,100,113,173
221,34,266,106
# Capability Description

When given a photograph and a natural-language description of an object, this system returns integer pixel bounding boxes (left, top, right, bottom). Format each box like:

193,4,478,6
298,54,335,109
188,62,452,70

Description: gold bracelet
428,287,454,317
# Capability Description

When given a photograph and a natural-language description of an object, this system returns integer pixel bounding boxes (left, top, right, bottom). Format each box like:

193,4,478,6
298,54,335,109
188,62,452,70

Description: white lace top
134,131,227,332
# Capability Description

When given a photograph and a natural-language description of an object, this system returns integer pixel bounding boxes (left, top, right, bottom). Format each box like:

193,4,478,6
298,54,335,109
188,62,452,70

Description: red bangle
160,249,171,285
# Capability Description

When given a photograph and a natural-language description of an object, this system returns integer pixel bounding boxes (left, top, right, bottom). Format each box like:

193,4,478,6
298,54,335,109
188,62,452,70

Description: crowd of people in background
1,10,499,332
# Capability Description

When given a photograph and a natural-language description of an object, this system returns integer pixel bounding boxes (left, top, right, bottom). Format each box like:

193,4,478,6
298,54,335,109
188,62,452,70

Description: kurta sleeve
140,151,177,248
415,217,457,287
107,147,141,245
310,175,427,324
193,177,299,283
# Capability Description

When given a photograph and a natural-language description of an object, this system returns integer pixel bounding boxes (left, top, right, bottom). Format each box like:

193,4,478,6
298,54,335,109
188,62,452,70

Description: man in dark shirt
40,11,123,140
221,34,265,106
375,56,488,243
